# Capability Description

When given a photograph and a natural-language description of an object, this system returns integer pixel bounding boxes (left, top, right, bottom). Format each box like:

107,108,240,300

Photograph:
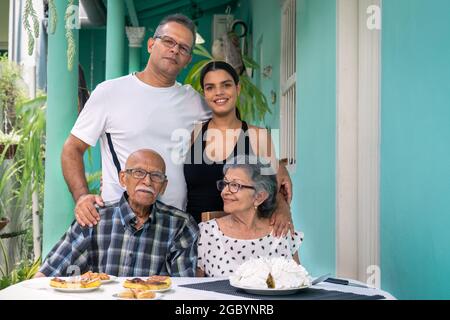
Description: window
280,0,297,170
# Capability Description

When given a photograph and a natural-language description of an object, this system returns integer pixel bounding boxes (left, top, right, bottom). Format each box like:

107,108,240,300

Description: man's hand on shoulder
75,194,104,227
277,162,292,204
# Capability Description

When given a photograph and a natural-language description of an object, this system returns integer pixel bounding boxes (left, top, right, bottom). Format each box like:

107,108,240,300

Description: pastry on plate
116,289,156,299
49,277,101,289
147,275,172,288
123,275,171,290
81,271,110,281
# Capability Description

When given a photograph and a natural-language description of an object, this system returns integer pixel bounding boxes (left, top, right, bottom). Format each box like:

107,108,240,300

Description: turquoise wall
79,29,106,92
381,0,450,299
245,0,281,129
235,0,336,276
294,0,336,276
43,0,80,256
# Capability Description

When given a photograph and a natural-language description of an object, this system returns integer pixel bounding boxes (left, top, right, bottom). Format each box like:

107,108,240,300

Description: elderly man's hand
270,193,294,238
75,194,104,227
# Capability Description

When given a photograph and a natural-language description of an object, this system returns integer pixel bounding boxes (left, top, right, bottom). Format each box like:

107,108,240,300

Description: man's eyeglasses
154,35,192,56
216,180,255,193
125,168,166,183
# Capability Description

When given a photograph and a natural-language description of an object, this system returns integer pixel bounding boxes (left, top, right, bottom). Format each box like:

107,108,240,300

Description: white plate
121,279,172,292
121,285,172,293
147,286,172,293
100,275,118,284
112,292,162,300
230,282,310,296
53,286,101,293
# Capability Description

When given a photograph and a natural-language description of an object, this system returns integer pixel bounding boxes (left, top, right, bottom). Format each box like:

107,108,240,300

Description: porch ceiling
103,0,237,24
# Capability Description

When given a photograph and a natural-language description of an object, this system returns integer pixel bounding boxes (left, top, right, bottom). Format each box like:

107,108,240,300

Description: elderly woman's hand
270,193,294,238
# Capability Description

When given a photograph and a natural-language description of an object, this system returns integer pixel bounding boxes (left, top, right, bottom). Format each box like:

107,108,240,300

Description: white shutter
280,0,297,170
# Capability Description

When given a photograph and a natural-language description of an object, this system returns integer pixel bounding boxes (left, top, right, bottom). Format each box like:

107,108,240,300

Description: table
0,277,395,300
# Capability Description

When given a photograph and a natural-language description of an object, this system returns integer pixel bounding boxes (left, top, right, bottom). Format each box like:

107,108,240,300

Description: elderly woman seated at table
196,156,304,277
35,149,199,278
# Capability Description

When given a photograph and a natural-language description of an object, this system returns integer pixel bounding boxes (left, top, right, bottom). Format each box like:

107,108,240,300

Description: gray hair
154,14,197,46
223,155,278,218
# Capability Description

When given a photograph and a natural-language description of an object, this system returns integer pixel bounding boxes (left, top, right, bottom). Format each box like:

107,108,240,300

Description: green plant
0,58,45,286
0,241,40,290
23,0,40,55
0,95,47,210
0,130,20,160
184,44,271,124
0,131,20,145
14,95,47,196
23,0,75,70
0,97,46,283
0,54,26,134
65,0,76,71
48,0,57,35
86,170,102,195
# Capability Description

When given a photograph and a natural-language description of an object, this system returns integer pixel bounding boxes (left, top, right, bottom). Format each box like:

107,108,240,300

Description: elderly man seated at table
196,155,304,277
35,149,199,278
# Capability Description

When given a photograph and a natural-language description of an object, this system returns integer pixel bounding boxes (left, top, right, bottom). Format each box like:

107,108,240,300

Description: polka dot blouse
197,219,304,277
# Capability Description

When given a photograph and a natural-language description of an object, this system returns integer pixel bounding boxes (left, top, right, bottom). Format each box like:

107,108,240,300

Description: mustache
135,186,156,194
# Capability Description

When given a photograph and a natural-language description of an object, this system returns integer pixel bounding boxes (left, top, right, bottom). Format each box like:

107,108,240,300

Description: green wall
245,0,281,129
237,0,337,276
79,29,106,175
79,29,106,92
294,0,336,276
381,0,450,299
43,0,80,256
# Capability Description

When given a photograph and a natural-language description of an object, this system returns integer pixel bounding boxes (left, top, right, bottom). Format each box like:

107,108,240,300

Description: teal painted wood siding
294,0,336,276
381,0,450,299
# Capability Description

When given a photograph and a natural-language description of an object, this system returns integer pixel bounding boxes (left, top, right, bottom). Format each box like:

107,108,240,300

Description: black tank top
183,120,254,223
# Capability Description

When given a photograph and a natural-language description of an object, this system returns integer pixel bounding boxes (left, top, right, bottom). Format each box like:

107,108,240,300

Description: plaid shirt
40,193,199,277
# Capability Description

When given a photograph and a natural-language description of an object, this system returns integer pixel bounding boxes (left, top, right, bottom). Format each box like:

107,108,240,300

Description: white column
336,0,381,286
126,26,145,73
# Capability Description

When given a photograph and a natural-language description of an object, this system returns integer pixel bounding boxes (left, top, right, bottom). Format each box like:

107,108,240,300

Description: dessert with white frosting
229,257,311,289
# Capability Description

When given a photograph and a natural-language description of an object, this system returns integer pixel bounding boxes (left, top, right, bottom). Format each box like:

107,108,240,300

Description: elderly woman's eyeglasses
125,168,166,183
216,180,255,193
154,35,192,56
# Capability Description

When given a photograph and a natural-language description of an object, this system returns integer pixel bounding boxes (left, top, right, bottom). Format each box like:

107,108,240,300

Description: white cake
229,257,311,289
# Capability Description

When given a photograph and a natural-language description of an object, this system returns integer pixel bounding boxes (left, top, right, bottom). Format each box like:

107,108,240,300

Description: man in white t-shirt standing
62,14,210,227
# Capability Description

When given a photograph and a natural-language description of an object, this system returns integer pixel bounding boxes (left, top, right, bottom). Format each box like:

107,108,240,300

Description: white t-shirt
71,74,211,210
197,219,304,277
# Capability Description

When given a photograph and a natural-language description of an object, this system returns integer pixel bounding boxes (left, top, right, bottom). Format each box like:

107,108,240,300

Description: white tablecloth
0,277,395,300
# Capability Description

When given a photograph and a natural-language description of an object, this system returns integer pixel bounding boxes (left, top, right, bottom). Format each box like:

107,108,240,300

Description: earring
254,205,258,211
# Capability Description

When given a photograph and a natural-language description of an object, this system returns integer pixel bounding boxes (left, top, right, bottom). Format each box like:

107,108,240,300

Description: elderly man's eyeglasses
154,35,192,56
125,168,166,183
216,180,255,193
